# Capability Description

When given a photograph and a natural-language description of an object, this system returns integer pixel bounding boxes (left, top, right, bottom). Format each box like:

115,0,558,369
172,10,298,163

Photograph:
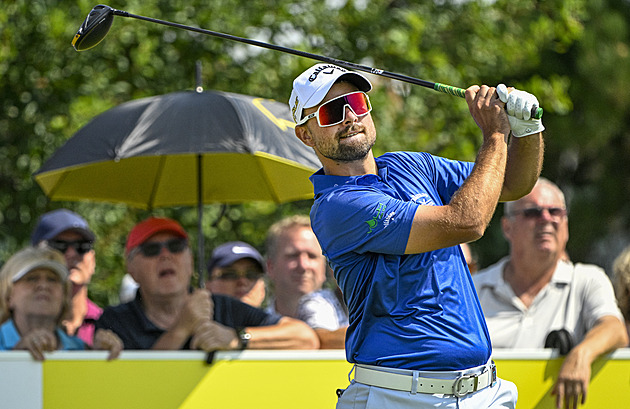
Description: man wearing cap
289,63,544,407
206,241,267,308
96,217,319,351
31,209,101,346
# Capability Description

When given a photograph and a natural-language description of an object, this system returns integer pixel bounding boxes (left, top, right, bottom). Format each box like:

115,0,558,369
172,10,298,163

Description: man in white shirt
265,215,348,348
473,178,628,409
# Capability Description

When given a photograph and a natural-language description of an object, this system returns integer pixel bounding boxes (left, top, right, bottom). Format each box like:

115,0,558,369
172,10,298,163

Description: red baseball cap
125,217,188,254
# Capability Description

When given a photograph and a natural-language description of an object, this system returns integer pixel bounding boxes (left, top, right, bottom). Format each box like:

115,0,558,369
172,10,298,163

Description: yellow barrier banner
1,349,628,409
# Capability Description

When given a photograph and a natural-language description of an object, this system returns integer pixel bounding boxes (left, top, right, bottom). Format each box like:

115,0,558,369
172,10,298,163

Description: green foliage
2,0,630,305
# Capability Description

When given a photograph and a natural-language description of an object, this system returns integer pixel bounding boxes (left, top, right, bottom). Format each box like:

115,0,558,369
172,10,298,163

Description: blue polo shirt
310,151,491,371
0,319,85,351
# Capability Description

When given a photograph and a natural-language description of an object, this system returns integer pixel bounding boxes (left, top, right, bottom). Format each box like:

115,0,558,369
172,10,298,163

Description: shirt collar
310,157,389,194
132,291,163,332
551,260,574,284
476,257,573,290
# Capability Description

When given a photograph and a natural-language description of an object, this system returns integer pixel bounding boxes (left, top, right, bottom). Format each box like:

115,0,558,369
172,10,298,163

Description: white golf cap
1,246,68,283
289,63,372,124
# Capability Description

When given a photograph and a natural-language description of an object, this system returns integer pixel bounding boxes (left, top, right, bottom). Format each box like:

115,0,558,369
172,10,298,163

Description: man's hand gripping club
496,84,545,137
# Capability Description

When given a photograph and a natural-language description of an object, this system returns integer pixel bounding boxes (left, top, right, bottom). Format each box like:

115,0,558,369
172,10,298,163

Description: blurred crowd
0,210,347,358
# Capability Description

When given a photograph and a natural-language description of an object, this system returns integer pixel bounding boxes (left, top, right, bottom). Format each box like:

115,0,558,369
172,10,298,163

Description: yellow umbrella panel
35,152,316,208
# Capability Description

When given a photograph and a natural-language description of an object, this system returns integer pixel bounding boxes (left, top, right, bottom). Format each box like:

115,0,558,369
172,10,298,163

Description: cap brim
207,254,265,273
12,260,68,282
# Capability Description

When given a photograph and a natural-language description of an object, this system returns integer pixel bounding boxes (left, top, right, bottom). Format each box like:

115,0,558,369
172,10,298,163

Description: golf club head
72,4,115,51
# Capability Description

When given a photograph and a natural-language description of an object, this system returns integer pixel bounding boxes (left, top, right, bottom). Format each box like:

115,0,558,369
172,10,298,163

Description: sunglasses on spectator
296,91,372,127
510,206,567,219
47,239,93,255
212,269,264,281
130,238,188,258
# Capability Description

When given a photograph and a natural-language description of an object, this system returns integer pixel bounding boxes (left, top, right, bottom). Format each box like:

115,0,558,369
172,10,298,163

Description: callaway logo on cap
289,63,372,123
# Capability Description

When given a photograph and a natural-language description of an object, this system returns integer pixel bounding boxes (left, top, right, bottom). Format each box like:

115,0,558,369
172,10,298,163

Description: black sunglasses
47,239,94,255
131,238,188,258
212,269,264,281
510,206,567,219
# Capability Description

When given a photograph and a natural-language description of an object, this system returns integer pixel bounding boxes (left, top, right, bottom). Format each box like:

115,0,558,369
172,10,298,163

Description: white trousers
336,366,517,409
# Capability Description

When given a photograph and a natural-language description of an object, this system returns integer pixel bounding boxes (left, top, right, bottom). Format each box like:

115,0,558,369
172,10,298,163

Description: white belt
354,363,497,397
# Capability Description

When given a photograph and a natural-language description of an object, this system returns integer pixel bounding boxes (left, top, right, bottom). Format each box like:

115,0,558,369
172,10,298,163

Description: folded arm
405,85,543,254
244,317,320,350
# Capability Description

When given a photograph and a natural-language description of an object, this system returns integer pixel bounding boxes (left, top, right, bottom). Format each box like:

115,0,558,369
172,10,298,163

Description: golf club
72,4,542,119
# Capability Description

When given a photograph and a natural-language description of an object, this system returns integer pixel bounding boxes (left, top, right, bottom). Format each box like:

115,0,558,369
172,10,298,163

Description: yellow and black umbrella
34,89,319,284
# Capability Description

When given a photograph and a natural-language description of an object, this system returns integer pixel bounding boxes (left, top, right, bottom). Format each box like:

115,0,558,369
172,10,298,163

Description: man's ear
265,258,276,280
501,216,512,241
295,125,315,148
126,257,139,283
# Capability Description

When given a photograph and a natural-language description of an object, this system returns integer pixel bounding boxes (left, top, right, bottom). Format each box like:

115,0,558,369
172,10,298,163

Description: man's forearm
450,133,508,235
247,318,319,350
575,315,629,362
151,326,191,350
500,132,544,202
315,327,347,349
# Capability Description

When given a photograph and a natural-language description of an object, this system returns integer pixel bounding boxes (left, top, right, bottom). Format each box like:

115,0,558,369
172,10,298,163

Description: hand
464,85,511,139
15,328,58,361
92,329,123,361
190,320,240,351
240,279,266,307
496,84,545,137
551,348,590,409
176,289,214,334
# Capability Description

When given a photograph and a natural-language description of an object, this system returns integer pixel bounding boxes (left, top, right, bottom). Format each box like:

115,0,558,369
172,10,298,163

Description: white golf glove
496,84,545,137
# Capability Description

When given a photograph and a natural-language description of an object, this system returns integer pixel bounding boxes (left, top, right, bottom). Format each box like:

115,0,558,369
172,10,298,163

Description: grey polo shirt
473,258,624,348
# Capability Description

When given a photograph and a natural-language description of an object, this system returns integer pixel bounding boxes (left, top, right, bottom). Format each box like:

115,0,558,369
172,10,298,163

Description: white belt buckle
453,373,478,397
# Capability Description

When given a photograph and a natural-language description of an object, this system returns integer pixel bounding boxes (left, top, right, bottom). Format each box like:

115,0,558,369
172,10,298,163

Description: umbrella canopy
35,90,319,206
34,89,320,286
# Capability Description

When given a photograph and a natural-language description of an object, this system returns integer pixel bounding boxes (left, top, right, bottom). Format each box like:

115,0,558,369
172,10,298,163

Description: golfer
290,63,544,408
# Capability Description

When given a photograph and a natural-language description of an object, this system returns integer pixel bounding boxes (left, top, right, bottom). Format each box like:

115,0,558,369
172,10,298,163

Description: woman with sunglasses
206,241,267,308
0,246,122,361
290,63,544,409
30,209,102,347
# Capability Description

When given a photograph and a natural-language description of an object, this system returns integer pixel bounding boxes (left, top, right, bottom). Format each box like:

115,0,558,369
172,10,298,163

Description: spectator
96,217,319,351
0,246,122,360
31,209,102,346
473,177,628,409
206,241,267,308
266,215,348,349
612,246,630,339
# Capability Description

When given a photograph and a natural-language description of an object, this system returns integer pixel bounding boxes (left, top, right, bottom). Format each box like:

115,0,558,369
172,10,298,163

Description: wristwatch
236,327,251,350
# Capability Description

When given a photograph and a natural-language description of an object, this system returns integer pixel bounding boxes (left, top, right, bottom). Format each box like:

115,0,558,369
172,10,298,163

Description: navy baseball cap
207,241,264,274
31,209,95,245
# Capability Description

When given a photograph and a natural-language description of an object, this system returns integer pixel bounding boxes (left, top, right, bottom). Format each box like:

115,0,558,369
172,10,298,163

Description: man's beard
317,124,375,162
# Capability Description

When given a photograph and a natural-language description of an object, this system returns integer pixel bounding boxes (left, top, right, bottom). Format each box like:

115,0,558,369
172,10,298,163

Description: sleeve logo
365,203,386,233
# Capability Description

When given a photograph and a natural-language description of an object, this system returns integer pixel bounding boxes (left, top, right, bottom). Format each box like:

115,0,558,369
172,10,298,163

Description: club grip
531,106,543,119
434,83,466,98
433,83,543,119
